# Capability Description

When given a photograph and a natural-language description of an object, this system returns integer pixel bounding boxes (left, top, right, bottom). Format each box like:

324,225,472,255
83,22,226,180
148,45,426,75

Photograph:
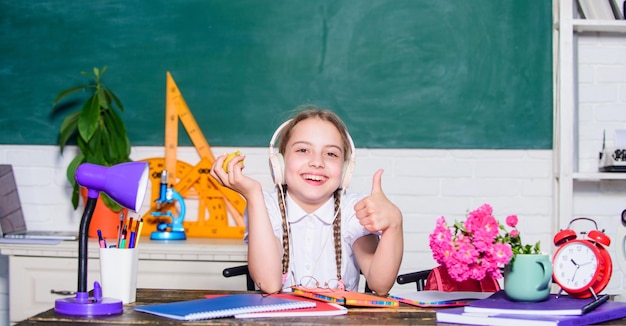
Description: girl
210,105,403,296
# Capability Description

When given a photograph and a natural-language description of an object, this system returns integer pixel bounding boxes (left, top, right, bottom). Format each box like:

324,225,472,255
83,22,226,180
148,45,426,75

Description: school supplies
291,286,398,308
109,214,143,249
202,294,347,318
436,301,626,326
97,229,106,248
389,290,493,307
99,247,139,304
134,294,315,320
464,290,608,316
139,72,246,239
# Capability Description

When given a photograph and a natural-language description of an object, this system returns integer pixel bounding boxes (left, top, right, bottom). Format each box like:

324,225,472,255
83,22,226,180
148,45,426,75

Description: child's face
283,117,345,213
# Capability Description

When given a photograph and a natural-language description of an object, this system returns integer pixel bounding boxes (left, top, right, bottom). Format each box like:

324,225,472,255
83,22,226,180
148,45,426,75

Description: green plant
52,66,131,211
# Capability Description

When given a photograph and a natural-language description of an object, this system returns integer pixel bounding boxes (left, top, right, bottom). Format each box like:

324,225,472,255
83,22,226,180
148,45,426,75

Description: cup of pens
98,217,143,304
99,246,138,304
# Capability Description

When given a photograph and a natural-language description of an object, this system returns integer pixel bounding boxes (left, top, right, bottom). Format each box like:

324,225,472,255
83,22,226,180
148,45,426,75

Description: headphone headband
268,118,356,189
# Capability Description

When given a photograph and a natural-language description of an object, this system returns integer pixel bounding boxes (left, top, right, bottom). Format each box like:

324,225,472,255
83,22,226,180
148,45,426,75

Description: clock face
552,241,601,292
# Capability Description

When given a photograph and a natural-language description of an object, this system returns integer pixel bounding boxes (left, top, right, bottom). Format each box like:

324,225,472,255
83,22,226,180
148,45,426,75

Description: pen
582,294,609,314
116,212,124,248
135,217,144,246
97,229,106,249
128,231,136,249
128,217,135,238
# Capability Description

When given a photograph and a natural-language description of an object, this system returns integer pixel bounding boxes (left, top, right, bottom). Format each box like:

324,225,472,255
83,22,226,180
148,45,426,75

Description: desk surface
16,289,626,326
17,288,437,325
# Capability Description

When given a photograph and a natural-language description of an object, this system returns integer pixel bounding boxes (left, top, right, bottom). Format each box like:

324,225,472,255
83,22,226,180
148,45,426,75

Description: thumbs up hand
354,169,402,233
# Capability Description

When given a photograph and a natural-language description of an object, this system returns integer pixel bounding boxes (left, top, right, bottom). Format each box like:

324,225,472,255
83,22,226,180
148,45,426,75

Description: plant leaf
66,154,85,210
77,94,99,142
52,85,91,107
101,193,123,212
104,87,125,112
102,108,130,161
98,85,110,111
58,112,80,152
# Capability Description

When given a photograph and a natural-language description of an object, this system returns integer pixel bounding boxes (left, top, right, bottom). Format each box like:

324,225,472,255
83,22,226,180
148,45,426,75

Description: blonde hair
275,105,350,283
277,105,352,163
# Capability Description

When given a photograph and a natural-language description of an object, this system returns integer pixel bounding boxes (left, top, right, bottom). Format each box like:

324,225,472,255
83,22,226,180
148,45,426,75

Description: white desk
0,238,247,324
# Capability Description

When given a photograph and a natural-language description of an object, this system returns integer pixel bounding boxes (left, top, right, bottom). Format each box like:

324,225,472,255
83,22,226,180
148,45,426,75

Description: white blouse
244,190,376,291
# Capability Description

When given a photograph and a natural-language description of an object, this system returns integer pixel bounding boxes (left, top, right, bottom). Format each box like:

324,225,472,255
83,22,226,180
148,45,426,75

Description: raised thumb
370,169,384,195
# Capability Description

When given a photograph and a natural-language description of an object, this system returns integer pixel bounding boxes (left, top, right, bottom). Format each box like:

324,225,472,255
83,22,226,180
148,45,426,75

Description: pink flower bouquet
429,204,540,282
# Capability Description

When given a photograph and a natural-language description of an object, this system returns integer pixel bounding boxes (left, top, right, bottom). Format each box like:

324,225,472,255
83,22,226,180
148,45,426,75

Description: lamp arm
78,196,97,293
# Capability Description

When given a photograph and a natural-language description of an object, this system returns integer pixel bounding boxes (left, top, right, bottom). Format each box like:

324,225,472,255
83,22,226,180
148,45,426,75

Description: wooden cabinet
0,238,247,324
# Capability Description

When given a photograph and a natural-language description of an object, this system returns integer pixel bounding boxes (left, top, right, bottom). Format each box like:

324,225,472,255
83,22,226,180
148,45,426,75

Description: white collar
286,194,336,224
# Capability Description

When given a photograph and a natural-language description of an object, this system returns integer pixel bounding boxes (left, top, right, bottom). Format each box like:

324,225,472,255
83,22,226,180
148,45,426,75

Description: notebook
134,293,316,320
436,301,626,326
226,294,347,318
464,290,608,316
0,165,77,241
390,290,494,307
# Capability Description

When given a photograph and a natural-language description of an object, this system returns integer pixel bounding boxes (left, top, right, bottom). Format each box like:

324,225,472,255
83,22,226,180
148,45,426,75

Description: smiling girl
211,105,403,296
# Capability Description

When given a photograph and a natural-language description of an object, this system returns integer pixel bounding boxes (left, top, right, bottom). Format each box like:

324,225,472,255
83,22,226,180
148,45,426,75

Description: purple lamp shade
75,162,149,211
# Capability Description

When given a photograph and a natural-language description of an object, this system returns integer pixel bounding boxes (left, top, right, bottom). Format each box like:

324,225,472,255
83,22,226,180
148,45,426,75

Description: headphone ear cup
269,153,285,185
340,159,355,190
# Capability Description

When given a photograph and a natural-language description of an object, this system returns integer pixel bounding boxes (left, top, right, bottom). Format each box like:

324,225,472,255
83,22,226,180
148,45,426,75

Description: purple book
464,290,606,316
437,301,626,326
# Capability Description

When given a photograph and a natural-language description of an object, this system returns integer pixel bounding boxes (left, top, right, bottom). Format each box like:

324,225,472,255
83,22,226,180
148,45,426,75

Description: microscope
150,170,187,240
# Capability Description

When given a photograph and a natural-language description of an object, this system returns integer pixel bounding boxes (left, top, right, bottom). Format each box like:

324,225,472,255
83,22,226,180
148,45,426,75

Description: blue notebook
134,294,316,320
437,301,626,326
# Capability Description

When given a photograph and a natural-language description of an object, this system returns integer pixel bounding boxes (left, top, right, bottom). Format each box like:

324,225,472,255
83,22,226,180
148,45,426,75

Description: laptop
0,165,77,241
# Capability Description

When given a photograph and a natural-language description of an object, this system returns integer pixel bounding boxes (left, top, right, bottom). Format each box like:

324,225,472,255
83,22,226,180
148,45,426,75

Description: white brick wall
0,144,554,323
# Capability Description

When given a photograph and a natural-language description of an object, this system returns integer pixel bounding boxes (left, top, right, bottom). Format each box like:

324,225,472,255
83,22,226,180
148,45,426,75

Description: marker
120,224,127,249
97,229,106,248
128,231,136,249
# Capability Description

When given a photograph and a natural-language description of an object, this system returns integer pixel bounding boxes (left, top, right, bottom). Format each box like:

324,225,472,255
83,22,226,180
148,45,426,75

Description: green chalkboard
0,0,552,149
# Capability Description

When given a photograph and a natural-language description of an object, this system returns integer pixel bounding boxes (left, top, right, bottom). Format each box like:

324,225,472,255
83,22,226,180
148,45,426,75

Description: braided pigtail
332,188,343,285
278,184,289,276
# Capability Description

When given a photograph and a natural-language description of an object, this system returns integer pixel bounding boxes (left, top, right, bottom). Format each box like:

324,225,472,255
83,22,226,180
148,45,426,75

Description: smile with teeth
302,174,327,182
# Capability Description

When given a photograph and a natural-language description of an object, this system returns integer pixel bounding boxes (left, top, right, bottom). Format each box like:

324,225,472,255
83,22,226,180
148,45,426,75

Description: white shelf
553,0,626,230
573,172,626,180
573,19,626,33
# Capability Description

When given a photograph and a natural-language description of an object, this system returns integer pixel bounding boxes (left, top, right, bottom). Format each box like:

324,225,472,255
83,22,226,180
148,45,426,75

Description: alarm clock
552,217,612,299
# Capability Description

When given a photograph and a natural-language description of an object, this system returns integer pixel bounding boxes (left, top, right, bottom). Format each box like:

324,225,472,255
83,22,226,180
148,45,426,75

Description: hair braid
333,188,343,281
278,184,289,275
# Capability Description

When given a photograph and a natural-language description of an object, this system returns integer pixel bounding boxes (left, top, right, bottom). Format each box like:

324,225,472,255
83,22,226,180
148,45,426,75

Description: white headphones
268,119,356,190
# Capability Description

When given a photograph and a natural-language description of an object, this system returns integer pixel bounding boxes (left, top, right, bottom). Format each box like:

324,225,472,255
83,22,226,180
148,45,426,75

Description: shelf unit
554,0,626,231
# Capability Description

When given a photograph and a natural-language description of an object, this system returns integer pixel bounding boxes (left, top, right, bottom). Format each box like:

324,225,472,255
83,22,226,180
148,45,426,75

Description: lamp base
55,292,123,316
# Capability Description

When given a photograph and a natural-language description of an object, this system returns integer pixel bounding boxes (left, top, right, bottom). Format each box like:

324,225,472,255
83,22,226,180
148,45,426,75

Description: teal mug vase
503,254,552,302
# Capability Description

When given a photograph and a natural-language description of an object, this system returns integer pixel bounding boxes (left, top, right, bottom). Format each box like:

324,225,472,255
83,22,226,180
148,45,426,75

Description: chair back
424,266,500,292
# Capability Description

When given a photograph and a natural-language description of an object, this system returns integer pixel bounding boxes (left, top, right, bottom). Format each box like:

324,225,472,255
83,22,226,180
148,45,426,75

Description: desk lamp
55,162,149,316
